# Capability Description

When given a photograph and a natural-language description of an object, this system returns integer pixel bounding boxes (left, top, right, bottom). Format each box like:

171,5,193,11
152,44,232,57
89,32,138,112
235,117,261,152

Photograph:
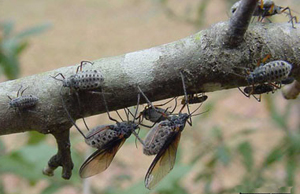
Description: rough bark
0,0,299,179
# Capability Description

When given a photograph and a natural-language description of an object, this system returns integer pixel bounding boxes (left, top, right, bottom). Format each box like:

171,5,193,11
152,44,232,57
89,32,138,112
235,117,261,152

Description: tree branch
1,22,299,136
224,0,259,47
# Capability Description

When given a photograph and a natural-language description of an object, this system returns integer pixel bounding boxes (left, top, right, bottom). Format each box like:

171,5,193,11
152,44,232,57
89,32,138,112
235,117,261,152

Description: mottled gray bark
0,0,299,179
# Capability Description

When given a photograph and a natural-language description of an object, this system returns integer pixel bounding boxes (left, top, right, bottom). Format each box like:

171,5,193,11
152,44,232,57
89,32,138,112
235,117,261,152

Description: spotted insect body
243,84,274,95
143,121,172,155
141,107,171,123
247,60,292,85
63,70,104,90
84,122,135,149
9,95,39,109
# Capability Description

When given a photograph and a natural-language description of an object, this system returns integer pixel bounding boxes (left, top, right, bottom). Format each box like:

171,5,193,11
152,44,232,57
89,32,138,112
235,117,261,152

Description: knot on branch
43,129,74,179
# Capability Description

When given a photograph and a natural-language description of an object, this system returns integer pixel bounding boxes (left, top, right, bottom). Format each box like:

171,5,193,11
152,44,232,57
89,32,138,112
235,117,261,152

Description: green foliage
0,21,51,79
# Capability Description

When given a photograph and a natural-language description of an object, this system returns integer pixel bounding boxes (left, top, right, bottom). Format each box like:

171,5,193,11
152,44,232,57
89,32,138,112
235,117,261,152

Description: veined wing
80,138,126,178
144,131,181,189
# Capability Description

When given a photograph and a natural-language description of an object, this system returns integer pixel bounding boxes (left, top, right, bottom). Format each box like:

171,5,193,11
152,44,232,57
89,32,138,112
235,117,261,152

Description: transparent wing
80,138,125,178
144,131,181,189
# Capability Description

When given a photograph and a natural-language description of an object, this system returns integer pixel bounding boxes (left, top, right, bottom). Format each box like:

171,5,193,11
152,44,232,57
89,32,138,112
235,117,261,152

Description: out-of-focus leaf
264,95,288,130
0,143,56,182
15,41,29,55
216,144,231,166
263,140,287,167
0,21,14,38
211,126,223,140
0,138,5,154
286,155,297,186
238,141,253,172
154,165,192,192
0,53,20,79
27,131,47,145
42,183,63,194
15,23,51,39
194,172,212,182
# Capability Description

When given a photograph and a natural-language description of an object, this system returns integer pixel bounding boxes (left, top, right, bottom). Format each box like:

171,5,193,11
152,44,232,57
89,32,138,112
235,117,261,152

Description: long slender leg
179,71,192,125
100,88,119,123
74,92,90,131
60,87,87,138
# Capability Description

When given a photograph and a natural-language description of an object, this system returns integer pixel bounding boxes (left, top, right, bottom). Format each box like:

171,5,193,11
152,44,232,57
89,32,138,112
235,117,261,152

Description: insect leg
179,71,192,125
100,88,119,123
51,73,65,80
238,87,251,98
60,87,87,138
137,86,167,117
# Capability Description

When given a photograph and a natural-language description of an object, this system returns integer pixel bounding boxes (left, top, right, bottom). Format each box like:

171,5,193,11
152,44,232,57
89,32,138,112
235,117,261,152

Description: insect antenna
76,61,94,73
50,73,65,82
20,86,29,96
116,110,124,122
179,71,192,125
137,86,170,120
17,85,23,97
60,87,87,138
125,93,145,147
100,88,119,123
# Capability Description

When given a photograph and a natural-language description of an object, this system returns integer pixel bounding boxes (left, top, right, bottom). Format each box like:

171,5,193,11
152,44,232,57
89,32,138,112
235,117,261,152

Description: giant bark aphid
246,60,292,85
236,55,293,101
138,97,177,127
138,72,205,189
7,85,38,112
231,0,298,28
61,88,143,178
181,93,208,106
241,84,275,102
51,61,104,92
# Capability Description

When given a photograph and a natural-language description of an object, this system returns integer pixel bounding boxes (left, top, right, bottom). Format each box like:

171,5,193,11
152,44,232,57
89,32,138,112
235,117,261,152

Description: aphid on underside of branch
138,72,206,189
61,87,143,178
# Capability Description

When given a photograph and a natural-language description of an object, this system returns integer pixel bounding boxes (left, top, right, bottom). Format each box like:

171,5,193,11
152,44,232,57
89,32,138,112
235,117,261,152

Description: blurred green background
0,0,299,193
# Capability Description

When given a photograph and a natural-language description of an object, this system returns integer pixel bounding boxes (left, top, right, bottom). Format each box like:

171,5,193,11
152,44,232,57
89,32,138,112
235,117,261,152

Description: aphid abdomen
144,108,169,123
10,95,39,109
264,60,292,82
85,125,118,149
143,121,173,155
247,60,292,85
71,70,104,90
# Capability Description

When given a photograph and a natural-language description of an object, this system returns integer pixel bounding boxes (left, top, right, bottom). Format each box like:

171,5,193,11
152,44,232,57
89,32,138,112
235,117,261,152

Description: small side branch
224,0,258,47
43,129,74,179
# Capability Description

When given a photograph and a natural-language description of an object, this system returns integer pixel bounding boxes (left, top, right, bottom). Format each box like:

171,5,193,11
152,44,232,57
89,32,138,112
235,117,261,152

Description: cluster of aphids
235,54,294,102
58,67,208,189
231,0,298,28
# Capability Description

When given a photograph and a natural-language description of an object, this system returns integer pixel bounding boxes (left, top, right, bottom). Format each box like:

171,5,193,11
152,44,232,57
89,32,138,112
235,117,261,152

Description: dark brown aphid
231,0,298,28
7,86,38,112
51,61,104,91
240,84,275,102
138,97,176,126
181,93,208,105
139,72,205,189
61,88,143,178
